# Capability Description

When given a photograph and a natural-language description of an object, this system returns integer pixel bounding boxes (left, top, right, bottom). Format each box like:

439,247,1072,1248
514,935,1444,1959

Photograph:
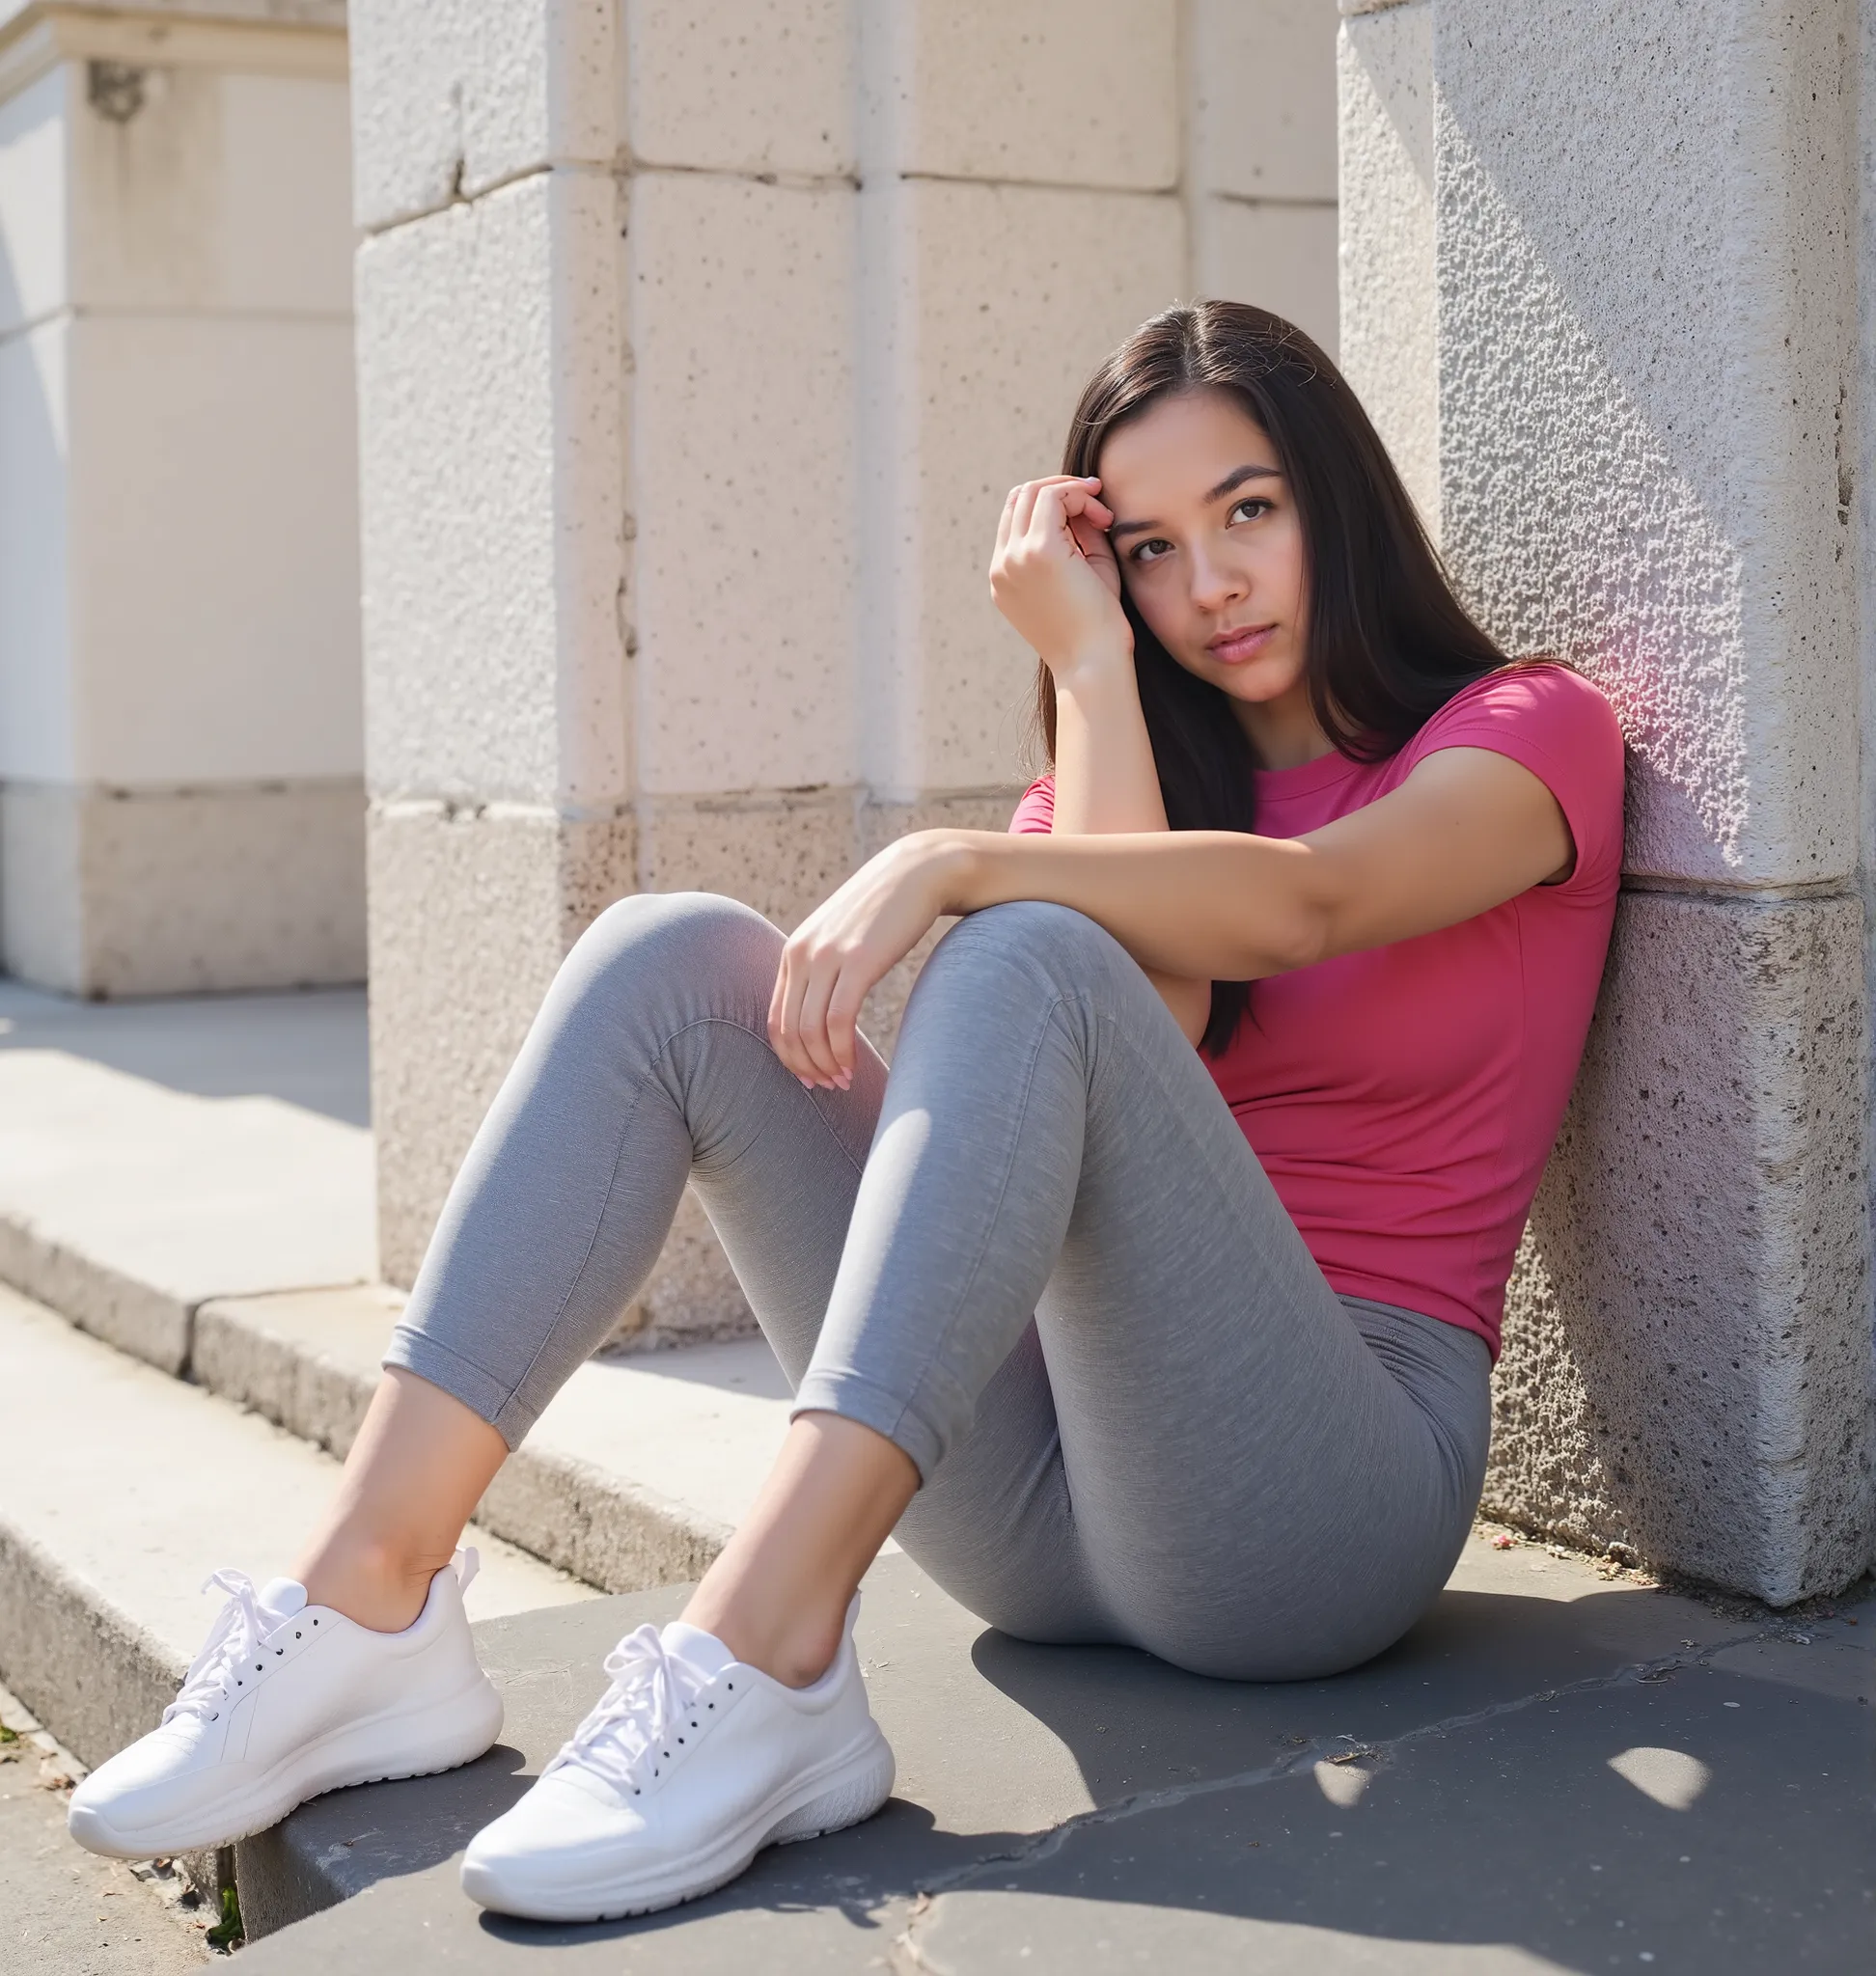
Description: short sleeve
1404,665,1626,896
1009,775,1056,835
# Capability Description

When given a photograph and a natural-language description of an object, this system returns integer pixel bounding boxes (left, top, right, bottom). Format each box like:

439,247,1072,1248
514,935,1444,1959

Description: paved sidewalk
237,1540,1874,1973
0,1678,213,1974
0,982,374,1372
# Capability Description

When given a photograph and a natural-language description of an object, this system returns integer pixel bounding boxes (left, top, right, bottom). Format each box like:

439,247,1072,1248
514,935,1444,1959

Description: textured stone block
69,67,352,316
1194,196,1338,359
0,780,366,997
369,800,636,1287
864,0,1179,190
630,172,856,794
347,0,617,230
1337,0,1436,532
636,787,858,930
625,0,854,176
0,320,68,783
858,177,1184,796
1191,0,1339,204
357,169,627,808
0,67,69,339
69,310,362,783
1436,0,1860,889
1487,891,1873,1605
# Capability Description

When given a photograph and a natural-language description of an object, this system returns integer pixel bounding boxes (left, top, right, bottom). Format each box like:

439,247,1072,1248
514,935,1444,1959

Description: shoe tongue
257,1578,308,1628
658,1621,735,1683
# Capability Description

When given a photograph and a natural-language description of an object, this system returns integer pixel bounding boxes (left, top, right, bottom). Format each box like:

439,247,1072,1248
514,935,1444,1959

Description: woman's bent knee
562,892,778,1003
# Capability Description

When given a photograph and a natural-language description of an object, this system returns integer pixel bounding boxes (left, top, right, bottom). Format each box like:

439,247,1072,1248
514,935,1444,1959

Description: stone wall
352,0,1343,1331
0,1,364,994
1340,0,1875,1603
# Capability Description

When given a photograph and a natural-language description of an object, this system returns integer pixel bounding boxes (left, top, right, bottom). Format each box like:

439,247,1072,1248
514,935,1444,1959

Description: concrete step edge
0,1210,196,1376
191,1297,736,1597
0,1194,741,1600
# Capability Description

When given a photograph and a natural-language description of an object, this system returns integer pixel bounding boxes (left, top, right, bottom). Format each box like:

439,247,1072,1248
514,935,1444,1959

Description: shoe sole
458,1723,896,1924
68,1674,505,1860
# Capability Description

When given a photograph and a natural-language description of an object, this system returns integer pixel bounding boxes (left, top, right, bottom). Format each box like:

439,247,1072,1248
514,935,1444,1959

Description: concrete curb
0,1213,197,1376
0,1520,184,1773
190,1290,738,1596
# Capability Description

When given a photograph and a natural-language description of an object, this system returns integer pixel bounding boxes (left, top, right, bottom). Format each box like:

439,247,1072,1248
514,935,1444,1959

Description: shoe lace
544,1625,711,1797
161,1570,271,1726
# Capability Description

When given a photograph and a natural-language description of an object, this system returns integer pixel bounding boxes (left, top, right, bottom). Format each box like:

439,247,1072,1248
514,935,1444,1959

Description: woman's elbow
1246,901,1331,978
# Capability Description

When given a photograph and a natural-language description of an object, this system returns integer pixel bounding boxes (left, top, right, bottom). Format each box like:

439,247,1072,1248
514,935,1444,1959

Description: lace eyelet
295,1631,302,1639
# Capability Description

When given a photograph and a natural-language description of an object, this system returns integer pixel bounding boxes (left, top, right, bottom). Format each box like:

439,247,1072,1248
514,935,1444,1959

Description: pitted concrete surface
235,1539,1872,1972
0,1680,211,1975
0,984,375,1372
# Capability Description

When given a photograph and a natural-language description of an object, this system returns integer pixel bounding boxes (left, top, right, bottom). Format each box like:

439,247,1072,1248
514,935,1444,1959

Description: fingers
1027,486,1117,579
1006,476,1101,546
993,483,1021,562
767,938,853,1090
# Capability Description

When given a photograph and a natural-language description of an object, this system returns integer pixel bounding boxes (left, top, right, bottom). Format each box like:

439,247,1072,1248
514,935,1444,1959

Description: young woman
68,302,1623,1924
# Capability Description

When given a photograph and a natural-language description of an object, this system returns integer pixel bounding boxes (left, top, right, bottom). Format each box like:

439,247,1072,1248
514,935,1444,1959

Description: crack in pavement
889,1620,1785,1972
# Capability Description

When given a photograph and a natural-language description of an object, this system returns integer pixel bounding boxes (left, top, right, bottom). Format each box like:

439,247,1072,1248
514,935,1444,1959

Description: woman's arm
938,744,1574,980
994,476,1213,1042
766,743,1572,1086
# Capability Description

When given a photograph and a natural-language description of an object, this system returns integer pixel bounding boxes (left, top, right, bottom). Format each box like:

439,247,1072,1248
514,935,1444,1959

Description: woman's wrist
910,829,999,919
1043,634,1136,697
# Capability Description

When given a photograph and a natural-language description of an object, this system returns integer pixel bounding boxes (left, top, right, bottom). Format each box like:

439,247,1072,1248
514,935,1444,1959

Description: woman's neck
1231,685,1338,771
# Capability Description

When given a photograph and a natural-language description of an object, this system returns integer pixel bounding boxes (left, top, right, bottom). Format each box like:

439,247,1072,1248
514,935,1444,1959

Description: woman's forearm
1048,648,1170,835
1046,650,1215,1039
940,828,1323,984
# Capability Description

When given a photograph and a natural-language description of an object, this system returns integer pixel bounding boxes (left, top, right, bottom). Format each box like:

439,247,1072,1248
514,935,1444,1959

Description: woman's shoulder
1404,661,1625,892
1411,661,1624,773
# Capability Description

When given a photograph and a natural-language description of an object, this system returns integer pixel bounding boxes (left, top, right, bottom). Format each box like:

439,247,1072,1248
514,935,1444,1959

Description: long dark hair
1039,301,1510,1056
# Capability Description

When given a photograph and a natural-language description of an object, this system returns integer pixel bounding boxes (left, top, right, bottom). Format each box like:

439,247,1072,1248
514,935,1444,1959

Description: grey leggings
387,892,1491,1681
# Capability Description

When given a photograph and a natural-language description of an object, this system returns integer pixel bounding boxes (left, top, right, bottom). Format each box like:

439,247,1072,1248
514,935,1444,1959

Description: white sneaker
459,1594,894,1922
68,1549,503,1859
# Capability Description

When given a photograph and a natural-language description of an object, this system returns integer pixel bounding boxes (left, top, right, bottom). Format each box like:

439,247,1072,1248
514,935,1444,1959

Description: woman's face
1096,388,1310,713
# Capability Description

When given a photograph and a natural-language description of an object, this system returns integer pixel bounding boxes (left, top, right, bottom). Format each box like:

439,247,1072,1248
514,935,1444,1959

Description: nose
1187,541,1248,616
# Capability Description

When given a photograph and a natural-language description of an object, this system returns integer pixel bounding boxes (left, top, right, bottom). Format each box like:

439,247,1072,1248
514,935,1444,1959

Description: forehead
1096,389,1273,492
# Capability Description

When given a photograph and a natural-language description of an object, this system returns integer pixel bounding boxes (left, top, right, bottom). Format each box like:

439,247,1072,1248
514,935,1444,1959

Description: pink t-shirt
1008,663,1625,1357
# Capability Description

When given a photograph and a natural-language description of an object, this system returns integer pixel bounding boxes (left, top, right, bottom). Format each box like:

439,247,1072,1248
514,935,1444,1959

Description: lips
1205,624,1277,664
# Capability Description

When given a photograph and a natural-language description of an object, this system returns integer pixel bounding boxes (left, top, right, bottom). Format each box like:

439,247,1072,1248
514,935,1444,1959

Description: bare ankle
679,1592,845,1690
298,1538,452,1634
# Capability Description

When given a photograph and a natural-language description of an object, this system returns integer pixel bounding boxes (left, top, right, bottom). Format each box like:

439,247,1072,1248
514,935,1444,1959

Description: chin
1189,653,1301,704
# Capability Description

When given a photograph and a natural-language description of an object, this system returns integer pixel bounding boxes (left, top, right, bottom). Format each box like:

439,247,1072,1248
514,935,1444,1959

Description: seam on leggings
695,1021,872,1191
486,1011,786,1426
1339,1298,1490,1513
878,990,1068,1465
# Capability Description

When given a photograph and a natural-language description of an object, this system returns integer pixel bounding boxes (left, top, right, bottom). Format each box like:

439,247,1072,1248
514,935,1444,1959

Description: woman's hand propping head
989,475,1133,680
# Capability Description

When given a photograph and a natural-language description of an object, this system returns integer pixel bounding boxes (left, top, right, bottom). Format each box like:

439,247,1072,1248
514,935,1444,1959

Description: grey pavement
0,978,370,1128
236,1541,1875,1974
0,1679,213,1974
0,982,375,1374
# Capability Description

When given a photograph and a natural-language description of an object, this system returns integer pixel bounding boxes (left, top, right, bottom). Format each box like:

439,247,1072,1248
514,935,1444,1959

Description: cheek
1118,568,1187,650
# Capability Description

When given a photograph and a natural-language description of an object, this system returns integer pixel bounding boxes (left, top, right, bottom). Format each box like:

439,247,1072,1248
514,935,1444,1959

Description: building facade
3,0,1871,1606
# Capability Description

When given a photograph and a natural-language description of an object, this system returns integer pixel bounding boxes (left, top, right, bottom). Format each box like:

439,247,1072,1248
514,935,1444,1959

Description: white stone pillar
349,0,633,1289
1343,0,1874,1602
1337,0,1435,529
1188,0,1341,359
856,0,1187,864
0,0,361,995
356,0,1343,1335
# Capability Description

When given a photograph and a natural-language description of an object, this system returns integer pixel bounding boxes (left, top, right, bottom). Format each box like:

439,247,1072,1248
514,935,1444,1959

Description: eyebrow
1106,462,1283,540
